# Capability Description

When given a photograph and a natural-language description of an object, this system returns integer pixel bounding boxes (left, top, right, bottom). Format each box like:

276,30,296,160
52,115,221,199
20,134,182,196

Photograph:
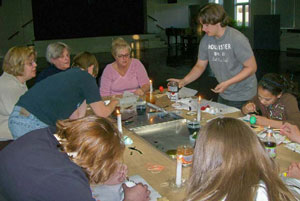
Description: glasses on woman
117,54,130,59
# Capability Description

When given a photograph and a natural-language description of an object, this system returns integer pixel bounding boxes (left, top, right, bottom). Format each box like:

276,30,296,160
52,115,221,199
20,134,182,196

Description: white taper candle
197,96,201,122
176,155,182,187
150,80,153,93
117,109,123,134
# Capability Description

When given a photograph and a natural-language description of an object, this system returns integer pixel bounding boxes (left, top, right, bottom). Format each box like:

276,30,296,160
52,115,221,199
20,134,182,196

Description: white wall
147,0,203,34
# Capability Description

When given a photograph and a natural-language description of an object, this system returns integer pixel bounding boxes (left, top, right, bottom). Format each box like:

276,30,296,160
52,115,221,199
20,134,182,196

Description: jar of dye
167,81,179,101
177,145,193,166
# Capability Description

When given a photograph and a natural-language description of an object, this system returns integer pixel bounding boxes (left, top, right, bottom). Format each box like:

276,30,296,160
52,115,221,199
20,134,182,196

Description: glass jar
167,81,179,101
177,145,193,166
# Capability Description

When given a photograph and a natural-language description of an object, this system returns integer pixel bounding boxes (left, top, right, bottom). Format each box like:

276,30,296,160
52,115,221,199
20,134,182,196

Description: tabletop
105,92,300,201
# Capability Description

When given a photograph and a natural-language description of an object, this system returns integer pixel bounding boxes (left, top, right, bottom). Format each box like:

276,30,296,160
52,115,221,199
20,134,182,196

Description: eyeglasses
25,60,37,67
117,54,130,59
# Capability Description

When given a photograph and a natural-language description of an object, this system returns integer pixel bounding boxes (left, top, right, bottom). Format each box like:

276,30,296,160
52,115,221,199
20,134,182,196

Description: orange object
146,92,156,104
145,163,165,173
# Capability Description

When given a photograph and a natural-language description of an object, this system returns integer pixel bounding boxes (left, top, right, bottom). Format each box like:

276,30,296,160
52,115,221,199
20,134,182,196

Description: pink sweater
100,59,150,96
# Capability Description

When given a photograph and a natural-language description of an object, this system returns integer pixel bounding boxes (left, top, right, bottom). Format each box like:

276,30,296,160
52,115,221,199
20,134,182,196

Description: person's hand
242,102,257,114
280,123,300,144
109,96,119,107
287,162,300,180
122,183,151,201
211,81,230,94
255,115,269,127
134,88,145,96
103,164,127,185
167,78,185,88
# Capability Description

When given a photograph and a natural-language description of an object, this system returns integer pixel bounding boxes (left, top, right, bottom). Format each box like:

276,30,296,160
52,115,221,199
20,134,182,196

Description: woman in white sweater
0,46,37,140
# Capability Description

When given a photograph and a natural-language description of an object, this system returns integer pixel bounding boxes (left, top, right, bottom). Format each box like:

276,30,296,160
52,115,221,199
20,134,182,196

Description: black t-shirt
17,68,101,126
0,127,95,201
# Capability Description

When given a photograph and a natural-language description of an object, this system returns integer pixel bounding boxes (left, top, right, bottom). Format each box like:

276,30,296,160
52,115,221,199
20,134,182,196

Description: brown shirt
251,93,300,128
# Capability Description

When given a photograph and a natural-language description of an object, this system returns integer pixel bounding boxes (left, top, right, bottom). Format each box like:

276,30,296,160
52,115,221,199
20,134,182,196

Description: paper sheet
171,98,240,115
178,87,198,98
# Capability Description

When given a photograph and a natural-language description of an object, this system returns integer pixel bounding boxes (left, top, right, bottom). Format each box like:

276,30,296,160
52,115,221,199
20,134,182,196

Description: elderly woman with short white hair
35,42,70,83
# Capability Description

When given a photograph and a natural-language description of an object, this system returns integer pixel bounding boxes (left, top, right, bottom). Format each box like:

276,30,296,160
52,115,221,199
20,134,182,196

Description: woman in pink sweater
100,38,150,97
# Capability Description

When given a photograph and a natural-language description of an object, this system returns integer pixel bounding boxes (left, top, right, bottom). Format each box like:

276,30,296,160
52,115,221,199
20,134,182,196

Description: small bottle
263,127,276,158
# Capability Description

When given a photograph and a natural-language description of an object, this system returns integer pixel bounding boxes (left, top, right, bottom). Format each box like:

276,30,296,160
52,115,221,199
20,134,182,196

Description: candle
116,109,123,134
176,155,182,187
150,80,153,93
197,96,201,122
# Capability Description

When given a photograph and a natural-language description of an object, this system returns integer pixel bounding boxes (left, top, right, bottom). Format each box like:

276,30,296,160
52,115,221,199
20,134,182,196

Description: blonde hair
56,116,125,184
111,37,131,57
72,51,99,77
2,46,36,76
186,117,296,201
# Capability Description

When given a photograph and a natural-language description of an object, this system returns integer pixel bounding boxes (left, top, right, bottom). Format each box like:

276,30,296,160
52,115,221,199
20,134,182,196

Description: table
110,94,300,200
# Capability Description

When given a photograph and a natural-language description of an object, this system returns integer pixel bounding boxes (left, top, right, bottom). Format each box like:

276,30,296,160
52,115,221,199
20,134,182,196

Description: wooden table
110,94,300,200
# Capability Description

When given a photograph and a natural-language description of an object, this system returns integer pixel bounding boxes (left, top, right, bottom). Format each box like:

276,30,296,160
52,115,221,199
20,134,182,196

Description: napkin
178,87,198,98
285,143,300,154
200,99,240,115
171,98,198,111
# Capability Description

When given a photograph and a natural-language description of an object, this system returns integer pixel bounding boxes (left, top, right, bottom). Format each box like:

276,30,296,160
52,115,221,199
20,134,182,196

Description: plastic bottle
263,127,276,158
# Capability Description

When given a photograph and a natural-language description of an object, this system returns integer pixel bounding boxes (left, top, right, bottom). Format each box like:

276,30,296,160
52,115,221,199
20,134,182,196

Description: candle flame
116,109,120,115
198,96,201,102
150,80,152,83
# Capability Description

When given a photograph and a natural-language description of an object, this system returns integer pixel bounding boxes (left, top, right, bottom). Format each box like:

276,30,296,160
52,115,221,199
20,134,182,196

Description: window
208,0,223,5
234,0,250,27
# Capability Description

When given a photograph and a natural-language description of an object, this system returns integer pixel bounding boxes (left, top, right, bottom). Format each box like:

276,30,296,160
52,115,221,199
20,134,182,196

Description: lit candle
150,80,153,93
176,155,182,187
197,96,201,122
117,109,123,134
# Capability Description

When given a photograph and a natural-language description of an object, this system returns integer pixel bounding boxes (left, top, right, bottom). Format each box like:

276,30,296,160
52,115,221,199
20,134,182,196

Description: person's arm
287,162,300,180
212,56,257,93
69,100,87,119
134,83,150,96
241,101,257,115
280,122,300,144
168,59,208,88
103,163,127,185
282,94,300,129
134,60,150,96
255,116,283,129
90,98,119,117
1,87,25,116
122,183,150,201
100,67,113,97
